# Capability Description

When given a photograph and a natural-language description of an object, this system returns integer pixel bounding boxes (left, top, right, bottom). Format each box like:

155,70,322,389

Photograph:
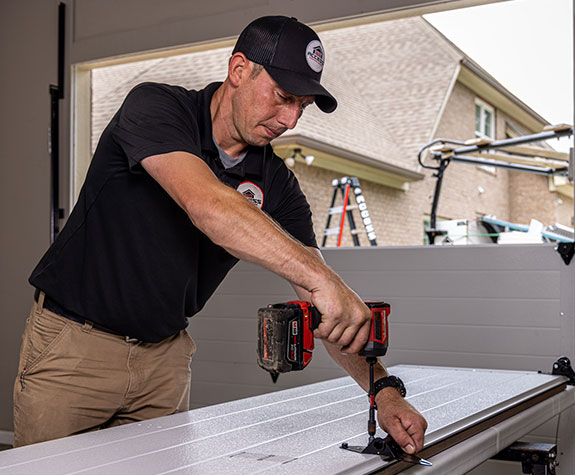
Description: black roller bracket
555,242,574,266
492,442,557,475
551,356,575,385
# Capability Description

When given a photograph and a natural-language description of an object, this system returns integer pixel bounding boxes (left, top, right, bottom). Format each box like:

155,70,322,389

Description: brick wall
290,80,501,248
426,82,512,222
509,172,573,226
290,80,572,248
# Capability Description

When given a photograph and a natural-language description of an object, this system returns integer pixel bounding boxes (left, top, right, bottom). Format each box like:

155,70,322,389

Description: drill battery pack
257,301,321,375
257,300,390,376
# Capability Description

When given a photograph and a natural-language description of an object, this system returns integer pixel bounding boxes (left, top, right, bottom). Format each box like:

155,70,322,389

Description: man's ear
228,52,249,87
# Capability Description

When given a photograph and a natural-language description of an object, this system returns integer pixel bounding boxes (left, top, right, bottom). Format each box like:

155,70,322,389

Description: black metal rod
451,128,573,156
49,3,66,243
49,86,60,243
418,129,572,171
430,159,450,232
493,148,568,161
450,155,567,176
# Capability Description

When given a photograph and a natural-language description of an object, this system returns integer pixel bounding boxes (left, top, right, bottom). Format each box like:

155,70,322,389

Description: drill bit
366,356,377,442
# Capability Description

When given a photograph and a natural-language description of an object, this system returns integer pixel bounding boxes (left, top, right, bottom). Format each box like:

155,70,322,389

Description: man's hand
310,282,372,354
376,388,428,454
292,250,371,355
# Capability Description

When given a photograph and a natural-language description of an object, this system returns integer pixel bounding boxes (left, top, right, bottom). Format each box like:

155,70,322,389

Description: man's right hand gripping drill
309,276,373,355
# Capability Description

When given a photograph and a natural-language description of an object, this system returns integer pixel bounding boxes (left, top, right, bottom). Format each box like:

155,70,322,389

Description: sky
425,0,573,153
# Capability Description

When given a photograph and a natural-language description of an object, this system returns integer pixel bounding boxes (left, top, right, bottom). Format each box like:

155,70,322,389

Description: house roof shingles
320,18,463,159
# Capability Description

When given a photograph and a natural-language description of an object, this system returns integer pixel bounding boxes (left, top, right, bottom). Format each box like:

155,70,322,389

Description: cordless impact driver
256,301,389,442
256,300,389,380
256,300,431,466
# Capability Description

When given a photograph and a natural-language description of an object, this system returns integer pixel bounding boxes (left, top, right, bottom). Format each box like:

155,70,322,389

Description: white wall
0,0,60,433
189,244,575,408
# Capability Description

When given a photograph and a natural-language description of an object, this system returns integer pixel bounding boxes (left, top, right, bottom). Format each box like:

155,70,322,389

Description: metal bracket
425,228,448,244
492,442,557,474
552,356,575,385
341,438,393,457
340,437,432,466
555,242,574,265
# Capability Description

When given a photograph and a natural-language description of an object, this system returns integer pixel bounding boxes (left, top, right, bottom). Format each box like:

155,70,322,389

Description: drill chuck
359,302,390,358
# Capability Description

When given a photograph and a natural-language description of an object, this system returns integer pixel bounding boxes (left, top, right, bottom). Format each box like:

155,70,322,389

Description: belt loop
36,291,46,313
83,321,94,333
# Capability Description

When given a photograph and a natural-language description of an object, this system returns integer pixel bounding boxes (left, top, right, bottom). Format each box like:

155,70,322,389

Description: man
15,16,427,451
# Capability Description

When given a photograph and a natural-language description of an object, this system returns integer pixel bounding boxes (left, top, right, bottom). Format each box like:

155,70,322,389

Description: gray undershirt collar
213,136,247,169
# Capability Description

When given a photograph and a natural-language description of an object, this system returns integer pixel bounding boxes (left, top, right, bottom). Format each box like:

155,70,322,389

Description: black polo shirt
29,82,317,342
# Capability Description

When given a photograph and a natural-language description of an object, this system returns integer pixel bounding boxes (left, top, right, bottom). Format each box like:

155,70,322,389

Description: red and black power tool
256,300,429,466
256,300,390,382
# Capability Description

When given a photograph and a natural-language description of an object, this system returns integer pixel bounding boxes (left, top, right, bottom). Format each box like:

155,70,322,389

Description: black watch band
373,375,407,399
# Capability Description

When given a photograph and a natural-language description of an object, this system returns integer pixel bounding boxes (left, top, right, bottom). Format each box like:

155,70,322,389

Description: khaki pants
13,293,196,447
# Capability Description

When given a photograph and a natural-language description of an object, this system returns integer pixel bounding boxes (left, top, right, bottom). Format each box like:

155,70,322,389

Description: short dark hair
250,62,263,79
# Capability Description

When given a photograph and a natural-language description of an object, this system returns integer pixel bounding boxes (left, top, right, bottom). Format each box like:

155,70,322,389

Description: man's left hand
375,388,428,454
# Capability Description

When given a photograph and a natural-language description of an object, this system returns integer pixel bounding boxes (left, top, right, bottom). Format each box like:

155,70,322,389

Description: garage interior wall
188,244,574,475
191,245,575,407
0,0,561,444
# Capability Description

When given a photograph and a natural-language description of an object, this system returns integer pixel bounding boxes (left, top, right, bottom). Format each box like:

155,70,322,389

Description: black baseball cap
232,16,337,113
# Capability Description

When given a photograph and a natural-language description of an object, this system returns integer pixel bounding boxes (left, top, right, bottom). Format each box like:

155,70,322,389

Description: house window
475,98,496,174
475,98,495,139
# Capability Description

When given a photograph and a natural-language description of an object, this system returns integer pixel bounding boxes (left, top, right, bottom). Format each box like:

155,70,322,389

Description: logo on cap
237,181,264,209
305,40,324,73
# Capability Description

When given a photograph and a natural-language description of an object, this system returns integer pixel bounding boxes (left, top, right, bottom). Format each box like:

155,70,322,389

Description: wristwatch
373,375,407,398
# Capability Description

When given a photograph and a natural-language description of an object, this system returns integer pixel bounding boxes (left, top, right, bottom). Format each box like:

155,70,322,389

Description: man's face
231,64,314,147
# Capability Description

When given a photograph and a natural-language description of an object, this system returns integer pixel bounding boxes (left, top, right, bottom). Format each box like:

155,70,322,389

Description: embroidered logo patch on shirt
237,181,264,209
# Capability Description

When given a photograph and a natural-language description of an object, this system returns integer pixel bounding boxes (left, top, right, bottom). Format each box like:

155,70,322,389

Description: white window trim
475,98,496,174
475,98,495,139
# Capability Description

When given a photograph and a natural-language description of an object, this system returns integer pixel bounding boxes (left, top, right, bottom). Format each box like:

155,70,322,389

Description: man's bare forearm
143,152,336,293
142,152,372,353
195,184,333,290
